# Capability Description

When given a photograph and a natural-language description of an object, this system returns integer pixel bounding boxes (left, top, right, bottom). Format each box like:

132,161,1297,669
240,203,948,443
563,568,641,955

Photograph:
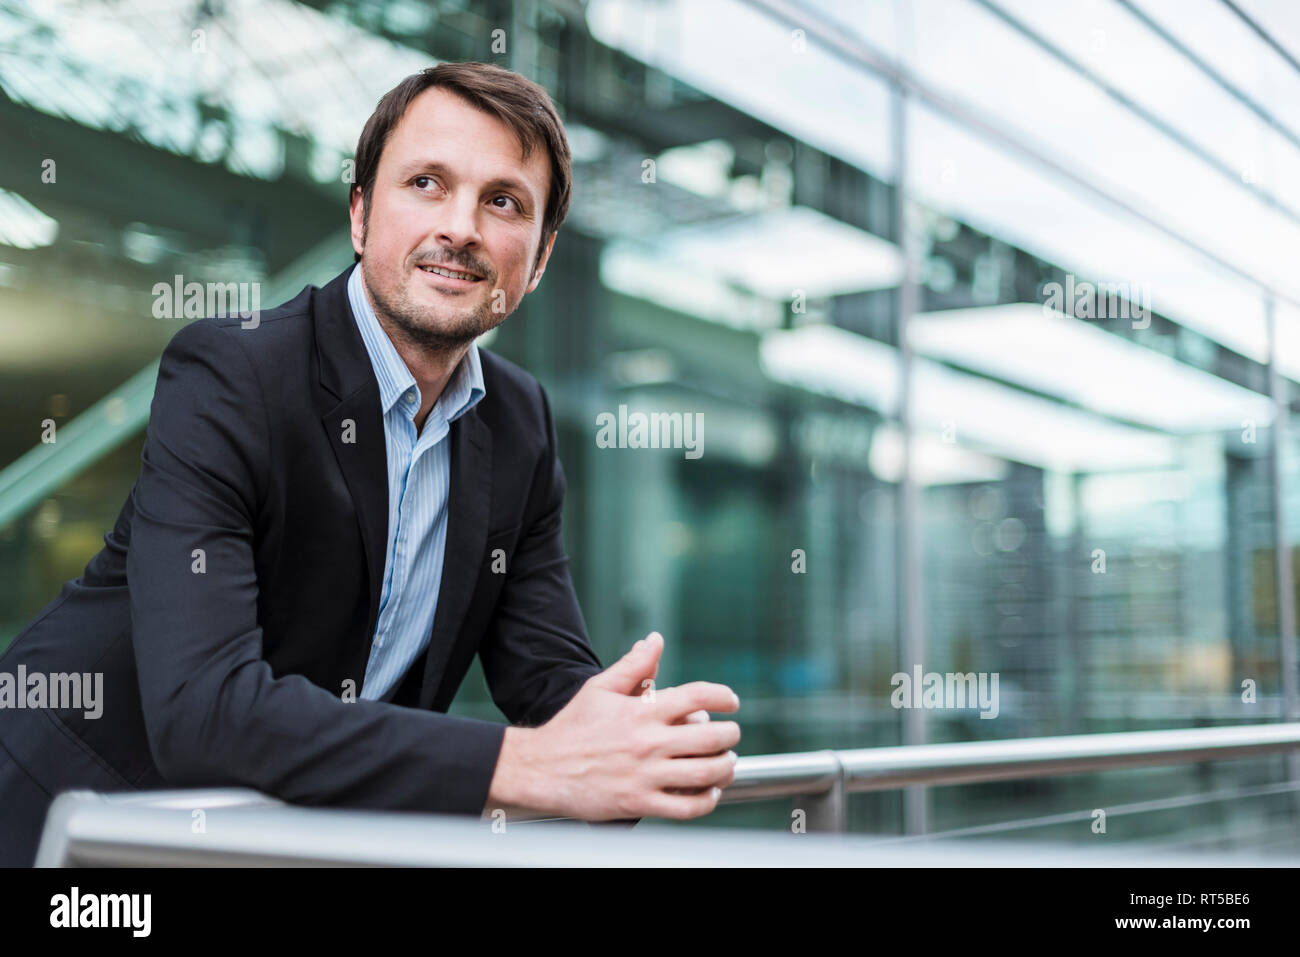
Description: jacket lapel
311,269,389,657
418,408,492,710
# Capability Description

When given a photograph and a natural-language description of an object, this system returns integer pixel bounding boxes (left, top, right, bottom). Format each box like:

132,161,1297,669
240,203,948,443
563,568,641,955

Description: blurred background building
2,0,1300,851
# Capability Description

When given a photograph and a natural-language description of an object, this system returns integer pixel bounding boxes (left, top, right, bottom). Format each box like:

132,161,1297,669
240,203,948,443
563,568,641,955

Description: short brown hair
350,61,572,270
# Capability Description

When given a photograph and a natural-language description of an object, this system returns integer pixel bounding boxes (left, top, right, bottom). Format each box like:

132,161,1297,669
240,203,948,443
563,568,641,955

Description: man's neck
361,281,469,435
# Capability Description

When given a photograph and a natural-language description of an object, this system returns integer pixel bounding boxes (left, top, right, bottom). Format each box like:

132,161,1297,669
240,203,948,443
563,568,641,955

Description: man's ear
525,231,558,293
348,186,366,259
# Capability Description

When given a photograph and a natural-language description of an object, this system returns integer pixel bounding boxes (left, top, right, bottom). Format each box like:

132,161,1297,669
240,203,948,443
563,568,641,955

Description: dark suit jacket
0,265,606,832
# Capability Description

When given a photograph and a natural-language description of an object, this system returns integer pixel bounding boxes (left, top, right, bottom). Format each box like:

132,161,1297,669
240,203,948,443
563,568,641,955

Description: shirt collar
347,263,486,423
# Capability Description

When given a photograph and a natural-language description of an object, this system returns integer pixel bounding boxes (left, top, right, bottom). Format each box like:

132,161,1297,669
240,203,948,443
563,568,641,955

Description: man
0,62,740,867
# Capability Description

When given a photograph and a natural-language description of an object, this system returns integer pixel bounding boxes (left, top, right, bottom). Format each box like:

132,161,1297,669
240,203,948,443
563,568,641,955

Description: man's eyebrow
396,159,537,200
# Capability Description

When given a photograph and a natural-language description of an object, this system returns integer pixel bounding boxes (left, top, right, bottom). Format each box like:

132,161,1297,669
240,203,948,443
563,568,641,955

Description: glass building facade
2,0,1299,849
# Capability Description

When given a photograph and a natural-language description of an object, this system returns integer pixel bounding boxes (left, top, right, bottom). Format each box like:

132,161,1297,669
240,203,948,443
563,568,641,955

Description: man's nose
434,189,483,250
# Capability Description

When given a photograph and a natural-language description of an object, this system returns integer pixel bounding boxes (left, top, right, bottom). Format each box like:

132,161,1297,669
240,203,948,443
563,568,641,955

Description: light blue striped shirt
346,264,486,700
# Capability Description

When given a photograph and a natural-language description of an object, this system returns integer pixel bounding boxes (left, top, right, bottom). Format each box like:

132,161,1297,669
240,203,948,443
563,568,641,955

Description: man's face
349,86,556,351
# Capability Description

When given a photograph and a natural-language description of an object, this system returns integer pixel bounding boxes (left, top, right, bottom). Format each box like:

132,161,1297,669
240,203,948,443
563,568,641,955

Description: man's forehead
384,88,548,191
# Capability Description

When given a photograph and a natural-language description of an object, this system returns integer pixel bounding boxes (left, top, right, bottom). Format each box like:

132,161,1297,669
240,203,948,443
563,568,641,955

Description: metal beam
740,0,1300,315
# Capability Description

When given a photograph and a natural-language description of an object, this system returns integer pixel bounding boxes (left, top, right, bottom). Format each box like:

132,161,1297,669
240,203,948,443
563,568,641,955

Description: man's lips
416,263,484,282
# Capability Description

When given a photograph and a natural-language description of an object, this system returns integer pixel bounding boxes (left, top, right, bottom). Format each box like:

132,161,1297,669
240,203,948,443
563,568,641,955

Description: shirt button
405,391,416,404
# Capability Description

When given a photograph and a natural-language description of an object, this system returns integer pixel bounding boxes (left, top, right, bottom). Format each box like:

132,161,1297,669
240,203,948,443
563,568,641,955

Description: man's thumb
590,631,663,694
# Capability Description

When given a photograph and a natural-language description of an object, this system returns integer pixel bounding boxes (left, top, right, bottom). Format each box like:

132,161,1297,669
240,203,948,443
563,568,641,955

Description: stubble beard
361,256,498,356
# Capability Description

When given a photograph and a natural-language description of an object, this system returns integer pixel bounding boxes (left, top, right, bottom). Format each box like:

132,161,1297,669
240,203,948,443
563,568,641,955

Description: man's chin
396,307,491,348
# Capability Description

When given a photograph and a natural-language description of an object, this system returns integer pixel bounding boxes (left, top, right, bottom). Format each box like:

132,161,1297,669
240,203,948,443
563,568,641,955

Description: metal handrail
32,721,1300,863
724,722,1300,829
35,788,1300,867
728,722,1300,798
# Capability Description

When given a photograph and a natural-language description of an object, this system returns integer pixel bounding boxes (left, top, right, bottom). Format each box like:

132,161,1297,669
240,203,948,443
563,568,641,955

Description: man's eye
413,175,436,189
493,195,519,211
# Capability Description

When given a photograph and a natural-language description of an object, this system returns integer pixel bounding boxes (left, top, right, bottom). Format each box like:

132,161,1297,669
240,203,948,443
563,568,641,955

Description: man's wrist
483,725,542,816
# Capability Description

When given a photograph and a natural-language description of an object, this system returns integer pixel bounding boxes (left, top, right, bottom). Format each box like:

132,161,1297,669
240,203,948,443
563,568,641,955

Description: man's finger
672,708,710,725
652,681,739,723
586,631,664,695
634,787,724,821
658,720,741,757
650,751,737,791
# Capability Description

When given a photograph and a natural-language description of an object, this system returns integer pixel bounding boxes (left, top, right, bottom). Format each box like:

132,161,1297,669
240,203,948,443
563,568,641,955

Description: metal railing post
798,751,846,833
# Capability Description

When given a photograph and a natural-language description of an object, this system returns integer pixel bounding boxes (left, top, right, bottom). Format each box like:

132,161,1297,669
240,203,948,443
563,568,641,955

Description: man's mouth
417,263,484,283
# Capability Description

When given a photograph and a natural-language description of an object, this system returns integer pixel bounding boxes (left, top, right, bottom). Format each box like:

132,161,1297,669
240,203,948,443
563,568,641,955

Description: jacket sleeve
127,319,506,816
